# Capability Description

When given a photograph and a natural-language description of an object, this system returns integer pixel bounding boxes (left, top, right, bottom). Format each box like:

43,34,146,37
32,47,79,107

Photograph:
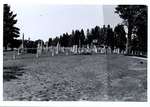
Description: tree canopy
115,5,147,54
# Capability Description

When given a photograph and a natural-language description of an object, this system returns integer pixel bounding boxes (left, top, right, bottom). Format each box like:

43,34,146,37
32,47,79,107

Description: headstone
66,50,69,55
87,44,89,49
36,42,42,58
21,33,25,54
101,48,104,53
17,33,25,55
45,42,49,52
56,42,60,54
22,33,24,50
52,48,55,56
94,45,97,53
13,52,16,60
62,47,65,53
72,45,75,53
108,47,111,54
75,45,78,54
72,45,78,54
115,48,119,54
78,47,81,54
86,44,90,53
18,48,21,55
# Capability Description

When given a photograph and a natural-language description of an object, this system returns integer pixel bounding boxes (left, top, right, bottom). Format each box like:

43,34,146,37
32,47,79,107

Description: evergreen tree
52,37,60,46
87,29,93,46
114,24,127,53
3,4,20,50
80,29,85,47
134,5,147,54
106,25,115,52
48,38,52,46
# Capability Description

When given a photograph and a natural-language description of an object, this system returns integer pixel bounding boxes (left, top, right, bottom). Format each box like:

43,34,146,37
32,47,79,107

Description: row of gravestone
13,41,124,59
33,44,121,58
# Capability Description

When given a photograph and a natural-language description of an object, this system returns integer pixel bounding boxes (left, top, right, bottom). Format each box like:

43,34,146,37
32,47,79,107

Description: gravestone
65,49,69,55
101,46,105,54
61,47,65,53
75,45,78,54
52,50,54,56
36,42,42,58
86,44,90,53
13,51,16,60
107,47,111,54
51,46,55,56
72,45,75,53
22,33,24,52
45,42,49,53
72,45,78,54
93,45,97,53
18,34,25,55
56,42,60,54
17,48,21,55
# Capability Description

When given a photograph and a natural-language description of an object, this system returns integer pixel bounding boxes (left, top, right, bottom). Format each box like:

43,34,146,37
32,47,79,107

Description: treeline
48,24,127,53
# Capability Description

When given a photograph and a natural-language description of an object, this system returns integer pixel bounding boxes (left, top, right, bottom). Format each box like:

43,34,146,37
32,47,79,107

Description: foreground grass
3,52,147,101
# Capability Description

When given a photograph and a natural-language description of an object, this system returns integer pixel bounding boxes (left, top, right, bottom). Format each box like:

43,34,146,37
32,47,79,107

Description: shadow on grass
3,66,25,82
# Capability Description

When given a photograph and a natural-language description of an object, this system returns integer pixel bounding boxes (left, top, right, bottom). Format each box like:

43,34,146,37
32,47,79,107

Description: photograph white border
0,0,149,107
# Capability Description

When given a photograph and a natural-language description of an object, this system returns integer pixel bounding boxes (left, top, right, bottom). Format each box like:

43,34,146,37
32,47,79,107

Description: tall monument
22,33,24,49
21,33,25,53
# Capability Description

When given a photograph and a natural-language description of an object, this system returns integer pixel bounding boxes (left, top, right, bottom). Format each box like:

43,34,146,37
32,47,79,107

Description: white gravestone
72,45,77,54
36,42,42,58
56,42,60,54
94,45,97,53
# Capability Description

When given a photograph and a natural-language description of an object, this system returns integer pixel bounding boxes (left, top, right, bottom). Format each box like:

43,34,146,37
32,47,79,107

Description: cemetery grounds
3,51,147,101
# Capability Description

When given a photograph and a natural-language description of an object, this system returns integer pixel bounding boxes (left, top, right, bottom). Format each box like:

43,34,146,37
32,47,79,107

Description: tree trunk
126,22,132,55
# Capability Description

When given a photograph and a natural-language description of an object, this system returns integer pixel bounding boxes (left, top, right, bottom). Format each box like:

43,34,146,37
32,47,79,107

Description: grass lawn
3,52,147,101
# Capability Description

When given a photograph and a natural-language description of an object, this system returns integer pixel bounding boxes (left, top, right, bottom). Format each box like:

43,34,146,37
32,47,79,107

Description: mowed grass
3,51,147,101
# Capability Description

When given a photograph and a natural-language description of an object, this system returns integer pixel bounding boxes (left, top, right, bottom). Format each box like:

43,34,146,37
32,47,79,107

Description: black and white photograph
3,3,147,102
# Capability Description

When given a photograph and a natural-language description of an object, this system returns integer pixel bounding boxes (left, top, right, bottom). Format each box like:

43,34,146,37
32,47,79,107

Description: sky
103,5,123,28
10,5,122,42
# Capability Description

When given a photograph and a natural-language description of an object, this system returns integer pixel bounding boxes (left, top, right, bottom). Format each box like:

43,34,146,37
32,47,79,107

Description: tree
68,34,73,47
87,29,93,46
134,5,147,54
80,29,85,47
115,5,147,55
99,25,107,46
52,37,60,46
106,25,114,52
60,33,70,47
94,26,100,41
114,24,127,53
3,4,20,50
35,39,44,47
74,30,80,47
48,38,52,46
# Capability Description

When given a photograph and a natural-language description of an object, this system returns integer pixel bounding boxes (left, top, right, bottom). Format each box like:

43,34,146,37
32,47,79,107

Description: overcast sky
10,5,122,42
